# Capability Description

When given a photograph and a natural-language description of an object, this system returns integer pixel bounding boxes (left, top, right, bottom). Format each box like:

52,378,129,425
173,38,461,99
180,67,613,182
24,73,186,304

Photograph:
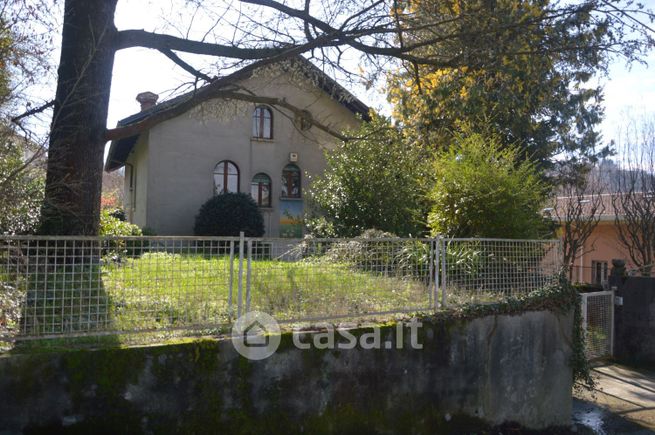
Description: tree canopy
1,0,55,120
0,21,11,108
388,0,618,170
5,0,655,234
0,5,48,234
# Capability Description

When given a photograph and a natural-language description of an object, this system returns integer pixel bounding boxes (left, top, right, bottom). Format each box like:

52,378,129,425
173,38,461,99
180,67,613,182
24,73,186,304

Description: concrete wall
125,65,361,236
614,276,655,365
0,310,573,433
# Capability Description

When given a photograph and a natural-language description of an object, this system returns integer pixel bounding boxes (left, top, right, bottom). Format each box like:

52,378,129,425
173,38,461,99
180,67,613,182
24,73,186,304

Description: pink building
555,194,637,286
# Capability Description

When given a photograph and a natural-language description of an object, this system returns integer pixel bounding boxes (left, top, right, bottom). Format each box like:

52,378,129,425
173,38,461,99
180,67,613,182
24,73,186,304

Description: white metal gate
581,290,614,359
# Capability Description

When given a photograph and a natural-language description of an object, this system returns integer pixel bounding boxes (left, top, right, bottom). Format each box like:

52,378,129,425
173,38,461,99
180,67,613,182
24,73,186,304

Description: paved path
574,364,655,434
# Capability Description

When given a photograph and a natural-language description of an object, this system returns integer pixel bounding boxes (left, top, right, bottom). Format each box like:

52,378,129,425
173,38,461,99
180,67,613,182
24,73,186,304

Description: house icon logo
232,311,281,360
243,320,270,348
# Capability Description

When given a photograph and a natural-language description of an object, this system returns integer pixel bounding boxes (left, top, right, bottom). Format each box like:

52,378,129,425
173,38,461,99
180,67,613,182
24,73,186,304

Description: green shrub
99,210,143,258
99,210,142,237
194,193,264,237
0,283,23,335
324,229,397,265
0,127,44,235
428,131,549,239
306,114,431,237
320,229,431,282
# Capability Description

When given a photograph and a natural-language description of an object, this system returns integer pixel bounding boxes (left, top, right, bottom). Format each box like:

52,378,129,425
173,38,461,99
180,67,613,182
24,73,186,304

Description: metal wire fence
0,237,238,340
581,290,614,360
440,238,562,305
0,235,562,342
247,237,437,323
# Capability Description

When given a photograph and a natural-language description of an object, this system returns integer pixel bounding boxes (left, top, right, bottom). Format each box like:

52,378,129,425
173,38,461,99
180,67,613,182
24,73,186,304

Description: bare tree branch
552,169,606,278
158,48,214,83
10,100,54,124
116,29,290,58
611,116,655,275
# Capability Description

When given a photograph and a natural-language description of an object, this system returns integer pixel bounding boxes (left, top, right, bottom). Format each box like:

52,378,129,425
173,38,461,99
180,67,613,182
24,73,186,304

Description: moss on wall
0,282,578,434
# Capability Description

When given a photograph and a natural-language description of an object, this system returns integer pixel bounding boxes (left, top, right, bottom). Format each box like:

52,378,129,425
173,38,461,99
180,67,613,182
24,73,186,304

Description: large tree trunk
40,0,118,235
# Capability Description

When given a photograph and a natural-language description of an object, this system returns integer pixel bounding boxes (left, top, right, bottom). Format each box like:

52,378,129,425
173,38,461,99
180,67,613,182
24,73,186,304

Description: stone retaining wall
0,310,573,434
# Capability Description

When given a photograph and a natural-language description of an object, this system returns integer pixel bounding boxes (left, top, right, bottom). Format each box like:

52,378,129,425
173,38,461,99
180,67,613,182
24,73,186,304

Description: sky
104,1,655,150
598,50,655,143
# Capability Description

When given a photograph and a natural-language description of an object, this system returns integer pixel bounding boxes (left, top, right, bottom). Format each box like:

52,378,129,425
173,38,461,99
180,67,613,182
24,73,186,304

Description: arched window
281,164,301,199
251,173,271,207
252,106,273,139
213,160,239,194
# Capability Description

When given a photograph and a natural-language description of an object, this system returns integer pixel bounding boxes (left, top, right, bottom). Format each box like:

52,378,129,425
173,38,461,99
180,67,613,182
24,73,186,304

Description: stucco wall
0,310,573,433
570,221,634,284
124,133,149,229
125,66,362,236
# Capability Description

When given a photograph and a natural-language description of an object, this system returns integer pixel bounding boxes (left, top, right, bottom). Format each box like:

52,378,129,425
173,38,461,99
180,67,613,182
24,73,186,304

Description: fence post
610,289,615,357
246,239,253,313
237,232,244,318
434,237,440,311
440,237,447,307
228,240,235,318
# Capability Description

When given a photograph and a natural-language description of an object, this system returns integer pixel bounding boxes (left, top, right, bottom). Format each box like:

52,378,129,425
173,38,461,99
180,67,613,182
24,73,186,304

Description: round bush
194,193,265,237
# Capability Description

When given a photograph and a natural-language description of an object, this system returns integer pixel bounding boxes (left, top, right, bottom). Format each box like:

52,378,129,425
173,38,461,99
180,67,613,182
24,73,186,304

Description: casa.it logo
231,311,281,360
232,312,424,361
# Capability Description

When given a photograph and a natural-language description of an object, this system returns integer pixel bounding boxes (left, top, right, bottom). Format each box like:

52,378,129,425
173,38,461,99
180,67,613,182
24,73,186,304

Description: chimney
136,91,159,111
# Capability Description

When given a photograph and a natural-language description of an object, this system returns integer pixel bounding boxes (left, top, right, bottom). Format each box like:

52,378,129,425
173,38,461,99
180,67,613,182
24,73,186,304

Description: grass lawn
2,251,432,344
103,252,431,327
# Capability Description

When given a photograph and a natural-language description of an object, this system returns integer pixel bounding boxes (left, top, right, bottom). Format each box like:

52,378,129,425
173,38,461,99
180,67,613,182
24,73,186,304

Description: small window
251,173,271,207
213,160,239,194
592,260,608,286
252,106,273,139
281,164,301,199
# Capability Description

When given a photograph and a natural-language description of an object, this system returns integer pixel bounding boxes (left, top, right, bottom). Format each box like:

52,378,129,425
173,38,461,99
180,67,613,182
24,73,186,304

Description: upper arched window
252,106,273,139
213,160,239,194
251,173,272,207
281,164,301,199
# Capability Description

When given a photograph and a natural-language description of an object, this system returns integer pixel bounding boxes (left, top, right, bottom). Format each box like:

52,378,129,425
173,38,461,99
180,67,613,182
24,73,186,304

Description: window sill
280,197,302,201
258,207,274,211
251,137,274,143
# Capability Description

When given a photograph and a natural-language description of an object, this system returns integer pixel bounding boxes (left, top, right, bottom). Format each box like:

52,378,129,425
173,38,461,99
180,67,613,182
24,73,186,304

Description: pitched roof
552,192,653,222
105,56,370,172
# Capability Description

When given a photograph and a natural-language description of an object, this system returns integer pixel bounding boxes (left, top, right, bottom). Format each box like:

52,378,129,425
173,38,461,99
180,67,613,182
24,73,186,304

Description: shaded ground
574,364,655,434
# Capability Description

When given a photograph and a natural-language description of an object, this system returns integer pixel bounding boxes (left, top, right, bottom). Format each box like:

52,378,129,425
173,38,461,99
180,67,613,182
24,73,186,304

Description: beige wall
124,133,149,229
124,67,361,235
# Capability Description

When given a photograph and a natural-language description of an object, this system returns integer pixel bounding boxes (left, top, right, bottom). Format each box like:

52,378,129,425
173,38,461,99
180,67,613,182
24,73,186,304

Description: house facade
105,58,368,236
555,194,637,286
569,221,629,286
